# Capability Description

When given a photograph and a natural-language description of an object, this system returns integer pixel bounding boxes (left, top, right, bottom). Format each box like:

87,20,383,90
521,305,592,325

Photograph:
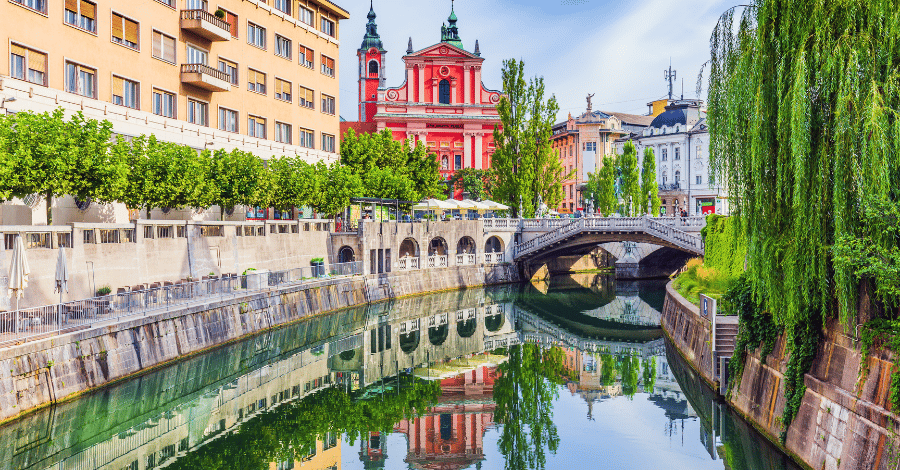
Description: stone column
463,132,472,168
417,64,425,103
451,78,457,104
474,133,483,169
474,66,482,103
463,65,471,104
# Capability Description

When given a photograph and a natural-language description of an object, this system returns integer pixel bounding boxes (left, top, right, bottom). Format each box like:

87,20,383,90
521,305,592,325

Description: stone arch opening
439,79,451,104
457,236,476,254
400,330,420,354
338,245,355,263
457,318,476,338
429,323,448,346
485,236,504,254
485,313,505,332
399,238,420,258
368,60,379,75
429,237,448,256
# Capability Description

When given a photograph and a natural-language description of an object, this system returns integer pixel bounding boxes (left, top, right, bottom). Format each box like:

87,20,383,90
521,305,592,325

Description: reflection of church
382,366,498,470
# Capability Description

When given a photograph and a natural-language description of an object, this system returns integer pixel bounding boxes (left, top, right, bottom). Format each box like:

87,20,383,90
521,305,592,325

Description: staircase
713,316,739,381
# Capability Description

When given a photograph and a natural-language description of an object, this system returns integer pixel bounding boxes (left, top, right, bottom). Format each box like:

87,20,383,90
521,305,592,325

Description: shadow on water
0,277,803,470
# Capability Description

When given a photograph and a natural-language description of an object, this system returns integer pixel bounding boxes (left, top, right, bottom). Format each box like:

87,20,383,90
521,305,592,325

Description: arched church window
368,60,379,76
439,79,450,104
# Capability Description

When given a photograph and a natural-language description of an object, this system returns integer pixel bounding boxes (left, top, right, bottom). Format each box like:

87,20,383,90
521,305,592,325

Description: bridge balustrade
426,255,448,268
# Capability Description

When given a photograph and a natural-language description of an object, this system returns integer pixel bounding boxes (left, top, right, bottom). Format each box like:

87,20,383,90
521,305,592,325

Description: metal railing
180,8,231,33
0,261,363,348
180,63,230,82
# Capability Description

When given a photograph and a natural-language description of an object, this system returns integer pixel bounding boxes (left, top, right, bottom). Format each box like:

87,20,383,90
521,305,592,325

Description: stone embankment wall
663,282,900,470
660,283,717,387
0,264,519,424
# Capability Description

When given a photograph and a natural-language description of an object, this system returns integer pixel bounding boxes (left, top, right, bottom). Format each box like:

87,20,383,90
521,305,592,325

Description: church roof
440,1,464,49
359,1,386,52
648,100,705,129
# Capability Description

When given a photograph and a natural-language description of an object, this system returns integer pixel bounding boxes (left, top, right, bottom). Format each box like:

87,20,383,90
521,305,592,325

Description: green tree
491,59,567,217
585,156,618,216
617,141,641,216
340,128,442,200
266,156,318,212
448,168,494,200
312,163,363,218
364,166,418,202
210,149,267,213
640,147,661,215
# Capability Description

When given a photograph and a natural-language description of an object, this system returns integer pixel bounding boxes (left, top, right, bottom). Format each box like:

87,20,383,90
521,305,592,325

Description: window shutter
28,51,46,74
152,32,162,58
112,14,124,40
81,0,95,19
124,19,139,45
10,44,27,58
163,36,175,63
258,72,265,86
112,77,124,97
65,0,77,11
248,69,256,84
226,12,238,38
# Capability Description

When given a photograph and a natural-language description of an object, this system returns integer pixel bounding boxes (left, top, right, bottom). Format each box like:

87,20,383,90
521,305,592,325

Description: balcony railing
456,253,476,266
658,183,682,191
180,9,231,41
484,253,505,264
181,63,231,92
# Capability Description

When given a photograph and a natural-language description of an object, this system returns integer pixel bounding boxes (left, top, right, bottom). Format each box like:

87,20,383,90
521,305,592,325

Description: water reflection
0,273,800,470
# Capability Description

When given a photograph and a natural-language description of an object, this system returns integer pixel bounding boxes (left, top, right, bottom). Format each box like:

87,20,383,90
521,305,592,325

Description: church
344,1,503,187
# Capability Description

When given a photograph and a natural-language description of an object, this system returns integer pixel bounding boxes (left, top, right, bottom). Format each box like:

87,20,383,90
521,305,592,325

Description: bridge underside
518,232,702,266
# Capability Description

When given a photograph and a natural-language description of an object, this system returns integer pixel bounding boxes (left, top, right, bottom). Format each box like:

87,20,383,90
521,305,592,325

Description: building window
11,0,47,14
274,0,290,15
322,133,335,153
65,0,97,33
675,170,681,183
454,154,462,170
218,107,237,132
696,175,702,185
275,34,291,59
320,17,335,37
321,55,335,77
112,76,139,109
584,142,596,152
299,45,314,68
65,61,96,98
368,60,379,76
298,85,314,109
10,44,47,86
661,148,667,161
218,58,238,85
152,89,175,118
247,22,266,49
299,128,314,148
222,9,238,38
696,145,702,160
248,69,266,94
275,122,291,144
185,0,206,9
321,94,335,115
151,31,176,64
188,99,208,126
297,5,313,26
438,79,450,104
185,44,208,64
111,13,139,50
674,147,681,160
275,78,291,102
248,115,266,138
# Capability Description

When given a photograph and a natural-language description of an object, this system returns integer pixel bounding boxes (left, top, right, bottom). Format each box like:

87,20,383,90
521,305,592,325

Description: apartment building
1,0,348,223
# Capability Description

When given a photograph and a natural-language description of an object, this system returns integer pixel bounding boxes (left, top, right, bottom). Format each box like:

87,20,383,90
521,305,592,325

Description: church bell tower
358,1,386,123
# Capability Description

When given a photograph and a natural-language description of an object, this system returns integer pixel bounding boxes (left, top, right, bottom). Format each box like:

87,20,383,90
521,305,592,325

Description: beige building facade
1,0,348,224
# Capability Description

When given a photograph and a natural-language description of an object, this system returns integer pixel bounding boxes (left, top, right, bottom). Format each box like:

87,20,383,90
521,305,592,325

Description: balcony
180,10,231,41
180,64,230,92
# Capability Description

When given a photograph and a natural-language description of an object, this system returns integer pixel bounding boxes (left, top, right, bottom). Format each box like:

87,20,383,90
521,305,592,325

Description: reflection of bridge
581,295,662,327
514,217,705,262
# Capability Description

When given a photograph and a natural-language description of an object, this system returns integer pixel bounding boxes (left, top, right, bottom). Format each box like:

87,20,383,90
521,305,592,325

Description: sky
337,0,735,121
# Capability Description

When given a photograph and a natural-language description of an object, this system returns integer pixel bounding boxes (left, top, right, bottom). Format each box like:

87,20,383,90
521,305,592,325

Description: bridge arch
338,245,355,263
400,330,420,353
485,236,504,254
429,323,448,346
399,237,420,257
429,237,449,256
457,236,476,254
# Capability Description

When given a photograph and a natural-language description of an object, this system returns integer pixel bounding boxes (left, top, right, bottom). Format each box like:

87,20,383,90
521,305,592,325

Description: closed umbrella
8,235,29,311
55,248,69,327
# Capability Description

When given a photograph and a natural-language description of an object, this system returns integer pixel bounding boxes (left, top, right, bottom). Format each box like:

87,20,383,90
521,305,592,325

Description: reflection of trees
166,375,440,470
642,357,657,393
494,344,566,470
597,353,655,397
620,355,640,398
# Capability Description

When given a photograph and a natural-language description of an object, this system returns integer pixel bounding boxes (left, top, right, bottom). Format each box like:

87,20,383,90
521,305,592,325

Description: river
0,273,800,470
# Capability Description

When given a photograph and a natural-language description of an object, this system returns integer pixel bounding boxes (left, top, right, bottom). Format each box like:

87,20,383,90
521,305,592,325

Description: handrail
181,8,231,33
180,63,230,82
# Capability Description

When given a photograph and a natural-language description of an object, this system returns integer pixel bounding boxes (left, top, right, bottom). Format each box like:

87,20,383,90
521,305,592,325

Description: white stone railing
397,256,420,271
482,218,519,231
456,253,476,265
484,252,505,264
427,255,448,268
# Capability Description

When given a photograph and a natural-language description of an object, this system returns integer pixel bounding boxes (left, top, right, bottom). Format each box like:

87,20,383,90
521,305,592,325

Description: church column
432,79,438,105
474,133,483,169
463,132,472,168
451,78,458,104
463,65,470,104
417,64,425,103
474,66,482,103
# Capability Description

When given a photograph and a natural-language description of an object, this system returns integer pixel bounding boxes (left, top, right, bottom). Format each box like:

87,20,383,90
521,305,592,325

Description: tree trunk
46,192,53,225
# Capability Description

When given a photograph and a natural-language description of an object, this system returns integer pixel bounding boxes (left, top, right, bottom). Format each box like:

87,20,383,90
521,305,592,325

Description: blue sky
337,0,734,121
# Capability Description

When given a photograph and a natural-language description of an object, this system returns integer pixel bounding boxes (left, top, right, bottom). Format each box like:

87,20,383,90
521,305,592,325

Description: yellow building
1,0,348,223
270,435,341,470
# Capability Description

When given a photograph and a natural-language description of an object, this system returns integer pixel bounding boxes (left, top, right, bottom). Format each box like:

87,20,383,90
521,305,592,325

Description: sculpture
586,93,595,111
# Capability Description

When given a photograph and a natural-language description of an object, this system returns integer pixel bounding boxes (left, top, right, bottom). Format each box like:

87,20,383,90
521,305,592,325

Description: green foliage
166,375,441,470
210,149,267,211
584,155,617,216
858,320,900,414
617,141,641,216
727,273,779,395
703,215,747,278
266,156,317,211
448,168,495,200
640,148,661,216
780,306,820,442
673,258,733,306
706,0,900,329
491,59,567,217
311,163,363,217
121,136,216,214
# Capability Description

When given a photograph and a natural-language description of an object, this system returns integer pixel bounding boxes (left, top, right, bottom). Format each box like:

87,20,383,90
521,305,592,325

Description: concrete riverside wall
0,264,519,424
663,283,900,470
660,282,717,387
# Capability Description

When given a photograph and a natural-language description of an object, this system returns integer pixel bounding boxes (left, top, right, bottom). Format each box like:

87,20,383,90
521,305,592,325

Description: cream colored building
1,0,348,224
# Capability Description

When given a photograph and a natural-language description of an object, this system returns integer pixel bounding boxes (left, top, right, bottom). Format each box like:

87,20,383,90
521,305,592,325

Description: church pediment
406,42,483,61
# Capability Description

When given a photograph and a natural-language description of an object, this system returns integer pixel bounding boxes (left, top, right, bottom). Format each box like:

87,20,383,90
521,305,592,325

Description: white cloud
338,0,732,120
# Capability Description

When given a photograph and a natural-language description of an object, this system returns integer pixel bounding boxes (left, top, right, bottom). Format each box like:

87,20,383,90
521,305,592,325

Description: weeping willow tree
706,0,900,329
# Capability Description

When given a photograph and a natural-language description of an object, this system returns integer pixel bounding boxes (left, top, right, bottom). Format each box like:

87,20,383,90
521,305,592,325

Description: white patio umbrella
460,199,491,211
411,198,455,211
481,200,510,211
8,235,29,312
